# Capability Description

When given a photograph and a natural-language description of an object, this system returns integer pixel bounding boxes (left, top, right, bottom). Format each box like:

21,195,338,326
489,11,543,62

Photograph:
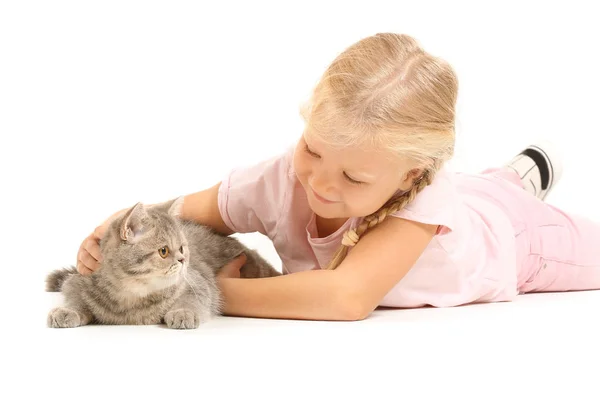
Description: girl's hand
76,224,107,275
217,253,247,280
76,208,127,275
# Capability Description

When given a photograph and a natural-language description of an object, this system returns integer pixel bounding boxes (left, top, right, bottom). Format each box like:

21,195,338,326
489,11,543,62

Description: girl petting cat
75,32,600,323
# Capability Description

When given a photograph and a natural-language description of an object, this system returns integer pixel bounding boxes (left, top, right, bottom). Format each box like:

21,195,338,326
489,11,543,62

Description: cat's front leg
164,306,203,329
164,277,218,329
47,306,92,328
164,292,216,329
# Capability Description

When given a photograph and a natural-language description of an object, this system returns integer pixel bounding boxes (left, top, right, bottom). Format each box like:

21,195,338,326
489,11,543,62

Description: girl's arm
79,182,239,275
179,182,234,235
218,217,438,321
99,182,233,236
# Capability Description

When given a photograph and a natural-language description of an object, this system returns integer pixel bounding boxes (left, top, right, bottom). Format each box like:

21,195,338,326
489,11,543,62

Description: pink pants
482,167,600,294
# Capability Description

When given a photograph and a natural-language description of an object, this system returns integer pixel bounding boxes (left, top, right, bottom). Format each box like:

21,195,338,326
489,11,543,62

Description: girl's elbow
329,278,375,321
335,293,375,321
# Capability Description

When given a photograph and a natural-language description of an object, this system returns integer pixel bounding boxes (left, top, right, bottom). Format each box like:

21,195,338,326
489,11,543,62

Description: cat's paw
47,307,81,328
164,309,202,329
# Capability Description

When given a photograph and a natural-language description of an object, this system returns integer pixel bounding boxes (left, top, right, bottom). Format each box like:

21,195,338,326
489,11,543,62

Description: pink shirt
217,148,519,308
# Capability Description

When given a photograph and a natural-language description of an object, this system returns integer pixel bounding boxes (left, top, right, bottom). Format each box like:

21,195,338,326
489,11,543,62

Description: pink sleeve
217,150,293,236
390,166,457,235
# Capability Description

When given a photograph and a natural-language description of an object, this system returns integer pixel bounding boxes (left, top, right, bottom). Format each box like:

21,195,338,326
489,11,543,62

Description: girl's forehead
305,130,378,153
303,133,410,173
304,132,396,159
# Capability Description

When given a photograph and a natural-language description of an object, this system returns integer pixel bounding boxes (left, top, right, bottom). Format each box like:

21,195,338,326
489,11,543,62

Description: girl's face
293,132,418,220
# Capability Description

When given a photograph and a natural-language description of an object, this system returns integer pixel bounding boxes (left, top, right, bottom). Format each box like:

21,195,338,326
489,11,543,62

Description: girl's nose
311,168,332,190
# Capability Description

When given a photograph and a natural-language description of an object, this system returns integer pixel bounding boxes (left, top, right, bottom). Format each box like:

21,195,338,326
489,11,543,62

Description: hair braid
324,168,436,270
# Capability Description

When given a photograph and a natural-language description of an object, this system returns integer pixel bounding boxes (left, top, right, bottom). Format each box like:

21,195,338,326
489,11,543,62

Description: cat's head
98,197,190,293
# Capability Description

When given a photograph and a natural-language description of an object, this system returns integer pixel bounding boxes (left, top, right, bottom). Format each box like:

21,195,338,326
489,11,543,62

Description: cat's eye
158,246,170,258
179,245,184,253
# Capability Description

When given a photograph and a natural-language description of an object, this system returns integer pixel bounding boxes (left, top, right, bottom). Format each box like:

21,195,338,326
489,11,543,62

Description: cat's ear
152,196,185,218
119,202,148,242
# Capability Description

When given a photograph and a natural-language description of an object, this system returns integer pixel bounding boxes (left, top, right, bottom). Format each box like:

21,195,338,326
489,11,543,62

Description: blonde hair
299,33,458,270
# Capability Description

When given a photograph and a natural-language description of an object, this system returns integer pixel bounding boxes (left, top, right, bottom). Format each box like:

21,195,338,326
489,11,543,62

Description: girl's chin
309,202,348,220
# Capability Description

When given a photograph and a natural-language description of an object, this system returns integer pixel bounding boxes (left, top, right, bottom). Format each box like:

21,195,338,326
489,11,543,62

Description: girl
76,33,600,321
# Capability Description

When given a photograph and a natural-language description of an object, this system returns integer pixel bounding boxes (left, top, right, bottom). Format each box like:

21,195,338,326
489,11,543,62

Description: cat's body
46,197,280,329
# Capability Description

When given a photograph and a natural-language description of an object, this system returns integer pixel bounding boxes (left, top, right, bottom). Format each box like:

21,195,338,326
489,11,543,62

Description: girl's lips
311,188,338,204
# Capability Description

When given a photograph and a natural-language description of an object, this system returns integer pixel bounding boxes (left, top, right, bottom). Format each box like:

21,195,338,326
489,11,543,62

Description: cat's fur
46,196,280,329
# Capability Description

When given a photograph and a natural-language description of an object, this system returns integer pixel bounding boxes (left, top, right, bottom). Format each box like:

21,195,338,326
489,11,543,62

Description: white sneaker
504,140,563,200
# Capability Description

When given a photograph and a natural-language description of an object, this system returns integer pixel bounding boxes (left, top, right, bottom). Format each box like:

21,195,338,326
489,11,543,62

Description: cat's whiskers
182,272,203,310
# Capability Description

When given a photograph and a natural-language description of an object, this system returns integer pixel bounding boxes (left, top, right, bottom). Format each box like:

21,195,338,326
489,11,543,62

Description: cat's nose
178,257,185,264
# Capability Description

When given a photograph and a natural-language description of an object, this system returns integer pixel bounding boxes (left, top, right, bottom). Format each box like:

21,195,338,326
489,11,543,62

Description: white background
2,1,599,399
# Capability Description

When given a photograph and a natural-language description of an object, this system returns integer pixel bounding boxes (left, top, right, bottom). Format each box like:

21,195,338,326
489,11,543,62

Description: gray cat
46,196,281,329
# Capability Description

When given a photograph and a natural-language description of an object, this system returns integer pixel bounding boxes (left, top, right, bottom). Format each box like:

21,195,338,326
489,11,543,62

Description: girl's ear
399,168,423,191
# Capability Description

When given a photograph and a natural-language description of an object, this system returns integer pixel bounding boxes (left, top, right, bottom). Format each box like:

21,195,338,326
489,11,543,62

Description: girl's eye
344,172,364,185
158,246,170,258
304,145,320,158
